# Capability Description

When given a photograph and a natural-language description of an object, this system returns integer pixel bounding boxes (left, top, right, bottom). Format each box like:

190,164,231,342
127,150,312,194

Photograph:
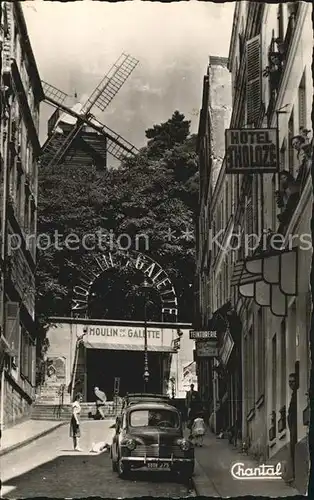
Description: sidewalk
191,430,300,497
0,419,67,457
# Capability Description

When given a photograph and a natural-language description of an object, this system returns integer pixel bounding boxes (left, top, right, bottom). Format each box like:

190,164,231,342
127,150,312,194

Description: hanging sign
225,128,278,174
196,341,218,358
189,330,217,340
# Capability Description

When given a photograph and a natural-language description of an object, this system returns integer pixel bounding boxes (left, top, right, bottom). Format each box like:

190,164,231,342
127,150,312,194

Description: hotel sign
225,128,278,174
189,330,217,340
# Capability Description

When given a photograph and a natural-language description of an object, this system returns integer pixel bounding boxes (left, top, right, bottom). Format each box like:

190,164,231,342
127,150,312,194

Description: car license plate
147,462,170,469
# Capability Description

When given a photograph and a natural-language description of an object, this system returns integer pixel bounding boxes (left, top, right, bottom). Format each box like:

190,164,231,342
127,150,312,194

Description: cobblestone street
1,420,193,498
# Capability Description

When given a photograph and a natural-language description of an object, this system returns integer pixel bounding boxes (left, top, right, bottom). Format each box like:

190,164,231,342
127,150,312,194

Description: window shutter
5,301,20,359
246,34,262,126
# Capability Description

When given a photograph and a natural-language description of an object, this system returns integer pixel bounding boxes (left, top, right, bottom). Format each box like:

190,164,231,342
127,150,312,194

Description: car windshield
129,409,179,428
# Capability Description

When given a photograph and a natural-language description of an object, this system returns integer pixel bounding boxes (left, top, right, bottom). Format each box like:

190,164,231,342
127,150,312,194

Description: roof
125,402,178,412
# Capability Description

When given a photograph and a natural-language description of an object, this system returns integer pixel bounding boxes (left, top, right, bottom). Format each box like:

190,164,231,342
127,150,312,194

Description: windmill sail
41,52,139,167
80,53,139,114
41,81,70,107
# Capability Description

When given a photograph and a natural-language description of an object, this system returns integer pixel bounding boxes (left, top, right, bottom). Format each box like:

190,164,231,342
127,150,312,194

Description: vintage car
110,396,194,479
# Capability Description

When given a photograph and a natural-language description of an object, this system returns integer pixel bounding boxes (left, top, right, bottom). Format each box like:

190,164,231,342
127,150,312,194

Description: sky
23,1,234,165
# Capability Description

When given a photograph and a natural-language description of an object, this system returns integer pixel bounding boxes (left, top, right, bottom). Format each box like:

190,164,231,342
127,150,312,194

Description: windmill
40,52,139,169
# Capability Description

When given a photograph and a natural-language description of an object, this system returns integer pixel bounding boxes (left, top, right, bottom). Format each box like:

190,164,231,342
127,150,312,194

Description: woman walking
70,392,83,451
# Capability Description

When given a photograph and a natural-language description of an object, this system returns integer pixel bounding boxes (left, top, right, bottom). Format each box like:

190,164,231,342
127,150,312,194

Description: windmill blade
40,121,85,168
80,52,139,115
89,116,138,159
40,100,138,166
41,81,71,107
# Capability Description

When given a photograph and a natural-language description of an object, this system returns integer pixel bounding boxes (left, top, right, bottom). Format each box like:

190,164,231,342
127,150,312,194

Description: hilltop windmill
40,52,139,169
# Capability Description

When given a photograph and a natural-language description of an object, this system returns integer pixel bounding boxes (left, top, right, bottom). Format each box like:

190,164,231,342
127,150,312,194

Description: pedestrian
287,372,297,482
185,384,200,431
94,386,106,419
70,392,83,451
191,412,206,447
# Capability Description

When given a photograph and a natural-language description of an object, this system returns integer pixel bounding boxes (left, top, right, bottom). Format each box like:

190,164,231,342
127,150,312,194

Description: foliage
36,111,199,334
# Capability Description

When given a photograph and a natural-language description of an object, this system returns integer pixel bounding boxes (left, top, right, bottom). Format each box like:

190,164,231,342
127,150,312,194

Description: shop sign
189,330,217,340
196,341,218,358
81,324,175,350
219,329,234,365
72,251,178,319
225,128,278,174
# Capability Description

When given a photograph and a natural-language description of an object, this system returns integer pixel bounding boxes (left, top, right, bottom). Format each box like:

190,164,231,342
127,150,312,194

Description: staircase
31,402,122,421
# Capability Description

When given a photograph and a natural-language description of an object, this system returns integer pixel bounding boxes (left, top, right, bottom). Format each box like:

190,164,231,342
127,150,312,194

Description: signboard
225,128,278,174
196,341,218,358
220,329,234,365
189,330,217,340
81,324,175,351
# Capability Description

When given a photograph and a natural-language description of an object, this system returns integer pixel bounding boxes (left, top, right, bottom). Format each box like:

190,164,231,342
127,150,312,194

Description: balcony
275,131,312,235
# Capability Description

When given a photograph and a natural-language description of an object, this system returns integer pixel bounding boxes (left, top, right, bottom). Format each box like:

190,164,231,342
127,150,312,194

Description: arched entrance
70,251,179,401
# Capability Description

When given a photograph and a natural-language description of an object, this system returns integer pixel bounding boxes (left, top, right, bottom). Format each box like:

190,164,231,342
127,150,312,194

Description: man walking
287,372,297,482
185,384,200,432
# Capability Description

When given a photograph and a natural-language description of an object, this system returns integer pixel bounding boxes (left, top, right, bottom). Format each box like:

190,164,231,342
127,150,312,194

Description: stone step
31,403,122,421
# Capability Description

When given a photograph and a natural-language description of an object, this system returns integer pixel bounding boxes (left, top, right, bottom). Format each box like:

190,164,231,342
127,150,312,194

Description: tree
36,111,199,339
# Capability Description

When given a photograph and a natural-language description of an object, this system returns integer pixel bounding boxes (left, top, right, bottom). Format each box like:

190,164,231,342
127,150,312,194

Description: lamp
142,279,152,392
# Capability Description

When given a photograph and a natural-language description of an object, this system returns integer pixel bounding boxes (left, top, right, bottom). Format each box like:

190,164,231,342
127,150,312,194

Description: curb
0,421,67,458
192,459,220,497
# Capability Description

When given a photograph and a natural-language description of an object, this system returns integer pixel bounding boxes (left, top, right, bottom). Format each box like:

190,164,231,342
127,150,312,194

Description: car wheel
118,458,129,479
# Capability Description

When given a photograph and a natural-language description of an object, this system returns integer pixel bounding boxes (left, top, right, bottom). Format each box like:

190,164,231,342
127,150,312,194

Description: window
257,308,265,398
246,34,262,126
288,110,295,175
280,319,287,408
129,409,179,428
277,4,284,41
298,73,306,131
272,334,277,412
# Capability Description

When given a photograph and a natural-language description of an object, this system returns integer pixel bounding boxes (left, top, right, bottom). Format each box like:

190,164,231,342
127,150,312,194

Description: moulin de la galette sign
72,251,178,318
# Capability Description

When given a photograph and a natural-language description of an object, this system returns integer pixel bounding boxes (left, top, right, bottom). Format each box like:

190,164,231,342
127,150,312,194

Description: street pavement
191,430,300,497
1,420,193,498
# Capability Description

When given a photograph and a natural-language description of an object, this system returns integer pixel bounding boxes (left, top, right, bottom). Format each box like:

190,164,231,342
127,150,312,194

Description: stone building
195,2,312,494
0,2,44,428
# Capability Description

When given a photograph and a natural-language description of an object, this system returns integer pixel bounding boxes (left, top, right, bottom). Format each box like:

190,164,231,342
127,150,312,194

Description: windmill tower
41,53,139,169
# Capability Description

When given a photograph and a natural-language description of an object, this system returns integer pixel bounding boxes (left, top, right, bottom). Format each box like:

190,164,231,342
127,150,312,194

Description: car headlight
125,439,136,451
178,438,190,451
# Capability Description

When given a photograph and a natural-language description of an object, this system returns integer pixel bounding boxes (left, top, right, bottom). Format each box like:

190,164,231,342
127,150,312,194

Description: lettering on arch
71,251,178,320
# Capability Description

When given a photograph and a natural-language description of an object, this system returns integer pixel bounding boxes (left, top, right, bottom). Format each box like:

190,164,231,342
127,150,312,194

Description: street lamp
142,279,153,392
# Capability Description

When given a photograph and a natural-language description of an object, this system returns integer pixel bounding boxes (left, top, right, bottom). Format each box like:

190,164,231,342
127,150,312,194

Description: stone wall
3,374,32,428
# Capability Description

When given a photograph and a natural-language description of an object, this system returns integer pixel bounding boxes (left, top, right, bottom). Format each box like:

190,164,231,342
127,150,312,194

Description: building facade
38,318,194,403
196,2,312,494
0,2,44,428
195,57,232,416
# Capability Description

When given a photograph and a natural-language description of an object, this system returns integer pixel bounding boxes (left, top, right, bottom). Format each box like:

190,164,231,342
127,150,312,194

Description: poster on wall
179,361,198,393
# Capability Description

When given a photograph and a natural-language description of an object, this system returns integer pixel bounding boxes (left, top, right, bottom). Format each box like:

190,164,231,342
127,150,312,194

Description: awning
84,341,175,353
231,247,298,317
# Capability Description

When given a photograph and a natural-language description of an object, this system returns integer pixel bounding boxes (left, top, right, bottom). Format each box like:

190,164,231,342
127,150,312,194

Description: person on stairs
70,392,83,451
